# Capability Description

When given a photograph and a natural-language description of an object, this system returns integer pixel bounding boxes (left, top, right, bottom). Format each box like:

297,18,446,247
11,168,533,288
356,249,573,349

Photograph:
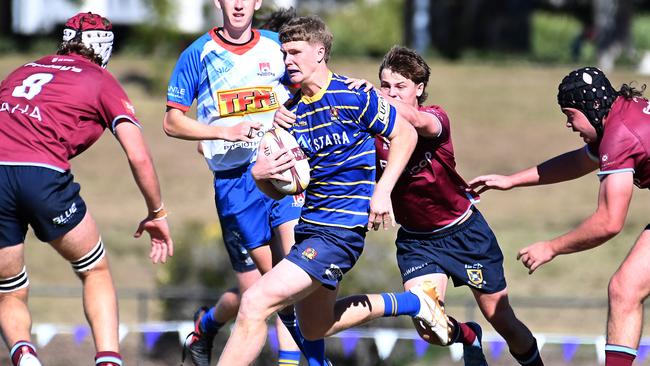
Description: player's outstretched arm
369,114,417,230
517,171,633,274
468,147,598,194
114,121,174,264
163,107,261,142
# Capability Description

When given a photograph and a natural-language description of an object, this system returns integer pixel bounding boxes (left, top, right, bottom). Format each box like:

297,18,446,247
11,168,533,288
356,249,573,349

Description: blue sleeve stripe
305,206,369,215
313,150,375,170
301,217,365,229
312,180,376,186
597,168,635,175
327,89,359,96
311,192,372,200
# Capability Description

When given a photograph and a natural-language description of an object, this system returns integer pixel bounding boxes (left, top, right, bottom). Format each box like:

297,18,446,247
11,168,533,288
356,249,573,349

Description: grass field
2,54,650,364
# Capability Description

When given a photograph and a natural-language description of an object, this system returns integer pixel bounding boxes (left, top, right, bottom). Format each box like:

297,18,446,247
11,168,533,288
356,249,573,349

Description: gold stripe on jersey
296,105,360,119
297,106,330,119
301,217,365,229
313,150,375,170
312,180,375,186
306,206,369,216
292,121,333,133
311,192,372,200
357,92,371,123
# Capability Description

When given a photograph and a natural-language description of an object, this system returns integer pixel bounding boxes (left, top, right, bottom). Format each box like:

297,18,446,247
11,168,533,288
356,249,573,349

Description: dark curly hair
56,41,103,67
618,82,647,100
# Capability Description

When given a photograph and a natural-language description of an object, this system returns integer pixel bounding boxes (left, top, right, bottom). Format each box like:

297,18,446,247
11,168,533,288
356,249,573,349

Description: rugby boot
181,306,216,366
410,281,452,344
463,322,488,366
16,354,42,366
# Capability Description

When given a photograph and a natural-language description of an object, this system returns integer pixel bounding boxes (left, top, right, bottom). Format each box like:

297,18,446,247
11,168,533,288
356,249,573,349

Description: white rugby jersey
166,28,290,172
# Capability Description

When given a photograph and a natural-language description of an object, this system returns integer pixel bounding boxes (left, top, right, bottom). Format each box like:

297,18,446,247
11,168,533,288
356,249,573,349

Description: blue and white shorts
214,164,302,272
285,221,366,290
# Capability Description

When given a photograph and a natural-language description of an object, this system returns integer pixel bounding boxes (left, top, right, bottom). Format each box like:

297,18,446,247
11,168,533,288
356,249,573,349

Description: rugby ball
260,128,310,195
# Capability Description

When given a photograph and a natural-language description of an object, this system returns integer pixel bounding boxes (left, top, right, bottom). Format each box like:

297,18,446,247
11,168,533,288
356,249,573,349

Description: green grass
2,55,650,338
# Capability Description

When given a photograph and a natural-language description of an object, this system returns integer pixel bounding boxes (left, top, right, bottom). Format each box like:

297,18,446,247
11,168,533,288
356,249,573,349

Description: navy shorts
285,222,366,290
395,209,506,294
214,164,302,273
0,165,87,247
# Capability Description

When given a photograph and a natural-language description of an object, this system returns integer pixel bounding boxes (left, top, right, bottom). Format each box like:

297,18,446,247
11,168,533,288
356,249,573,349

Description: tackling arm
469,147,599,193
386,98,441,138
518,172,633,273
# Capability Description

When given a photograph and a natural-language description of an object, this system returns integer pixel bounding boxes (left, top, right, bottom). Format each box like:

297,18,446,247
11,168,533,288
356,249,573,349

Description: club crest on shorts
325,264,343,281
465,263,485,288
302,247,317,260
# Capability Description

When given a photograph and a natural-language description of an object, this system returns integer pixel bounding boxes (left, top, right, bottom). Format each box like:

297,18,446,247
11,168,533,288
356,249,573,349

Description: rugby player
163,1,319,365
469,66,650,366
0,12,172,366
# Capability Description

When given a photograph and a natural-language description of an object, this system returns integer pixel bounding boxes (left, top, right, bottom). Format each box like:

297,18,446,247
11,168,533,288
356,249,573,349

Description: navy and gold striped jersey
287,72,396,229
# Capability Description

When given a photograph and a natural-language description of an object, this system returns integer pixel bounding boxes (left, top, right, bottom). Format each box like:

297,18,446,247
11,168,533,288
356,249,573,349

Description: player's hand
467,174,514,194
222,121,262,142
344,77,375,92
134,216,174,264
368,189,395,231
517,241,556,274
252,139,295,182
274,105,297,129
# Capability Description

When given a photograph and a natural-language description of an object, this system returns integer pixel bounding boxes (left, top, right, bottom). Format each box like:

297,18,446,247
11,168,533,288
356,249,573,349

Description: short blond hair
279,16,333,62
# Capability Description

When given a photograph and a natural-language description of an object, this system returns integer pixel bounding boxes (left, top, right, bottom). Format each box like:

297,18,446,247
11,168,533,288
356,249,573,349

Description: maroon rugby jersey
0,54,139,171
587,97,650,188
376,105,479,232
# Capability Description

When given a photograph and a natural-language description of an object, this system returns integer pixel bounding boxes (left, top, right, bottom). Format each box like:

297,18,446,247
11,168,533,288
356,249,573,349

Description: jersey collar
301,71,333,105
210,28,260,55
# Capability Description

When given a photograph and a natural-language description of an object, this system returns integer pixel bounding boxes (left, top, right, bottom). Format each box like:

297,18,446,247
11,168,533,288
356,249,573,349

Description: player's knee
608,273,634,305
70,238,108,277
0,266,29,297
238,287,272,323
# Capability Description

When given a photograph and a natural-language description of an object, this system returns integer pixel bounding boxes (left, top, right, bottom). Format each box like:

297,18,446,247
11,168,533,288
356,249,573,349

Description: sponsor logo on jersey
330,107,339,121
51,57,75,63
376,95,390,124
325,264,343,281
296,131,350,151
302,247,317,260
167,85,186,100
257,61,274,77
122,100,136,115
217,86,279,117
25,62,82,73
292,192,305,207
